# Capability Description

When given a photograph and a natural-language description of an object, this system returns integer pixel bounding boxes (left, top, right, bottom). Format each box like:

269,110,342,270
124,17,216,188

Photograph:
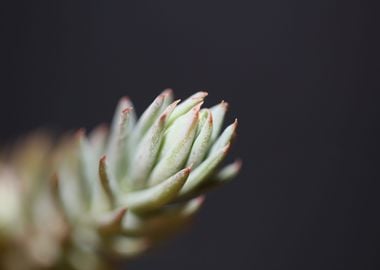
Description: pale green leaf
213,159,242,182
186,109,213,167
106,97,134,174
129,89,173,148
128,100,179,190
97,207,127,235
122,167,190,212
176,160,241,201
110,237,150,258
210,100,228,142
98,156,116,206
148,106,200,186
209,119,237,156
166,91,207,126
179,143,230,196
122,195,204,237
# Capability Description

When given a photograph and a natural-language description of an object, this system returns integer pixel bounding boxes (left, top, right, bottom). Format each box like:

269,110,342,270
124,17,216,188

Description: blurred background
0,1,379,269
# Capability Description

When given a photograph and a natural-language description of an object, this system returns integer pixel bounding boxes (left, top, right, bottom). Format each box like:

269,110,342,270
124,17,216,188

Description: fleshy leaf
213,159,242,182
49,173,70,224
122,195,204,237
148,106,200,186
209,119,237,156
166,91,207,126
56,161,86,220
186,109,213,167
107,97,134,173
128,100,179,190
129,89,173,149
77,130,96,204
115,108,134,179
88,124,108,158
161,88,174,108
107,97,133,151
110,237,150,258
99,156,116,206
78,131,111,213
176,160,241,201
210,100,228,142
122,167,190,212
179,143,231,196
97,207,127,235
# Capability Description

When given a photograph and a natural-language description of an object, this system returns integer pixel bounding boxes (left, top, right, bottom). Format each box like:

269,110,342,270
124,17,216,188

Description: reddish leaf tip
100,155,107,163
222,142,231,153
75,128,86,138
161,88,173,96
233,118,238,128
220,100,229,110
122,107,133,114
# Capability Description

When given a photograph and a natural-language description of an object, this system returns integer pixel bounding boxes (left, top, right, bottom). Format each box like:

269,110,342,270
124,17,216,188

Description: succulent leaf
123,167,190,212
98,156,116,206
213,159,242,182
177,160,242,201
130,89,173,144
107,97,134,159
180,143,231,196
210,100,228,142
209,119,238,156
148,105,200,186
128,100,179,190
166,91,207,125
186,109,213,167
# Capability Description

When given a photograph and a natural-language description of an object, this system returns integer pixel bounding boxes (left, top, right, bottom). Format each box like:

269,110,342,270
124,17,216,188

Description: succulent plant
0,90,240,270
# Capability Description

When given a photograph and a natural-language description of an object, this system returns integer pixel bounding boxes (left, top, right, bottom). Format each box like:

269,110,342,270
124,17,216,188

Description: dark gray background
1,1,379,269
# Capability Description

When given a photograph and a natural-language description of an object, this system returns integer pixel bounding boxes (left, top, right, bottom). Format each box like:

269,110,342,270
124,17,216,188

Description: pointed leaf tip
235,159,243,169
191,91,208,99
161,88,173,97
75,128,86,138
193,101,203,113
136,89,173,123
116,207,128,222
209,120,237,156
220,100,229,110
210,101,229,142
216,158,241,182
160,99,181,120
119,96,132,105
98,207,128,234
167,92,207,125
100,155,107,163
195,195,206,205
116,96,134,114
233,118,238,127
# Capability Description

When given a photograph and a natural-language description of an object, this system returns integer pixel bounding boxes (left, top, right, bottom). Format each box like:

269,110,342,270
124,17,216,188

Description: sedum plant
0,90,240,270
